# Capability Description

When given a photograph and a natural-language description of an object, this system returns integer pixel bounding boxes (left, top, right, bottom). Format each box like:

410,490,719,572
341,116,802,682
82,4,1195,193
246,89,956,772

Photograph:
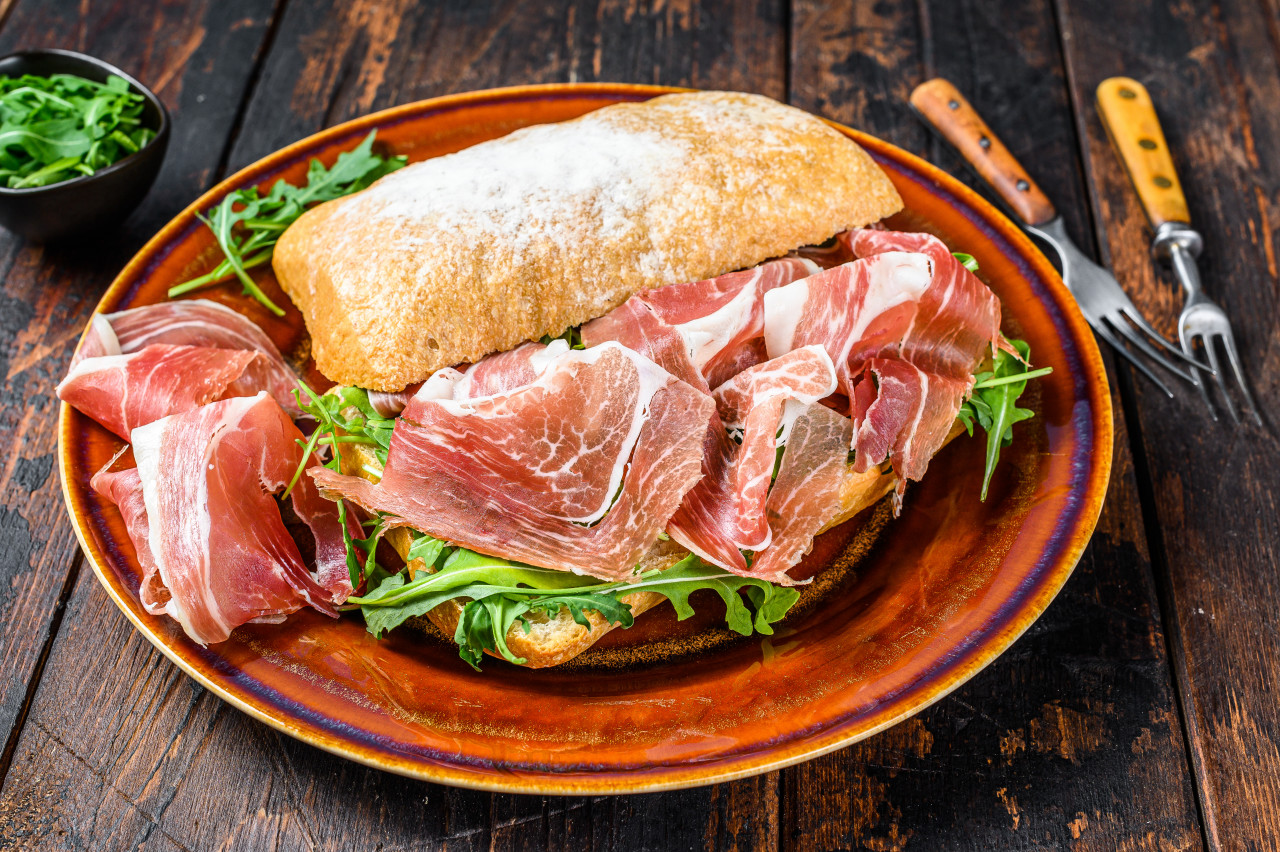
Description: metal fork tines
1025,217,1209,398
1154,222,1262,424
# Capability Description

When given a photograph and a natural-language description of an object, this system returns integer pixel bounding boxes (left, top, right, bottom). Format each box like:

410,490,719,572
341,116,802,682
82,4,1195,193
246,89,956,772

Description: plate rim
57,81,1113,794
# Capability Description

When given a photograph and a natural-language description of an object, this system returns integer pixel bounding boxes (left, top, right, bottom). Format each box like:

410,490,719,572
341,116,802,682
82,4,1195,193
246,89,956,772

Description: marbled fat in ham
58,344,259,440
313,343,713,580
116,393,350,645
452,339,569,399
582,299,709,391
75,299,303,416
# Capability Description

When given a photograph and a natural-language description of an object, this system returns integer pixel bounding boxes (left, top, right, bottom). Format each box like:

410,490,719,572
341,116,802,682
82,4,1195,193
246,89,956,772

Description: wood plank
1057,0,1280,847
0,0,279,778
0,1,789,849
784,1,1205,848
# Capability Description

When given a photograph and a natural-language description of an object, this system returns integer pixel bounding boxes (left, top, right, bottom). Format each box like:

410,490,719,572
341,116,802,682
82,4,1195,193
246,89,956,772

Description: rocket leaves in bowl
0,73,156,189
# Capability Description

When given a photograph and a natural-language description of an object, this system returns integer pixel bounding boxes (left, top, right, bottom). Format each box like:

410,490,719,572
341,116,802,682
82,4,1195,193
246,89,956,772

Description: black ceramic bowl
0,49,170,242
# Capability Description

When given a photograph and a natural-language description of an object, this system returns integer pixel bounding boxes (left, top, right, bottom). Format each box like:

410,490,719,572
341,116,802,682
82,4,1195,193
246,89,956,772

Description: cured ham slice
115,393,351,645
849,229,1003,364
764,230,1000,487
704,338,767,391
383,341,571,419
795,230,857,269
582,300,709,392
75,299,303,416
312,343,714,581
453,339,569,399
368,382,422,417
748,404,855,583
91,460,171,614
849,359,971,482
666,346,837,570
57,344,259,440
584,258,817,388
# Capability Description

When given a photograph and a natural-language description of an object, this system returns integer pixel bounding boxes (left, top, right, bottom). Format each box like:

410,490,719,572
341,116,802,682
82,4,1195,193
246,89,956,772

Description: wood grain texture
227,0,787,172
786,1,1203,848
0,1,789,849
911,77,1057,225
1095,77,1192,228
0,0,278,779
1059,0,1280,848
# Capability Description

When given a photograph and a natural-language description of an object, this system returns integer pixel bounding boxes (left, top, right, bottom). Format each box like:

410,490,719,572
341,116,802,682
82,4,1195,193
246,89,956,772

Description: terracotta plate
58,83,1112,794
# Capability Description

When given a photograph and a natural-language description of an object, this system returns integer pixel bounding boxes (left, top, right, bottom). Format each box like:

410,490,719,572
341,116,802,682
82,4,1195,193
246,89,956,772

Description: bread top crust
273,91,903,391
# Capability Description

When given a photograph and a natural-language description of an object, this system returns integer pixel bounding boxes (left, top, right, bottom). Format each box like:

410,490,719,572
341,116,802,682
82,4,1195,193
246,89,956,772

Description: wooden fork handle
909,78,1057,226
1096,76,1191,229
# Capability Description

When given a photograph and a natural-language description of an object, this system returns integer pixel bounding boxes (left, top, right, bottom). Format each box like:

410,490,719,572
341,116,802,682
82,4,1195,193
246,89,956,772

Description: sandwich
62,91,1043,665
268,92,1040,669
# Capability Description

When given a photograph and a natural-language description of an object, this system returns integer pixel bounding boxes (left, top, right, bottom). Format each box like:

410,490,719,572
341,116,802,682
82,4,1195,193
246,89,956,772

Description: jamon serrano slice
75,299,303,416
376,341,570,419
582,299,709,391
584,258,817,389
849,229,1003,369
57,344,258,440
849,359,973,483
91,461,170,614
764,229,1000,489
451,339,569,400
110,393,350,646
312,343,713,581
665,346,837,572
749,404,856,582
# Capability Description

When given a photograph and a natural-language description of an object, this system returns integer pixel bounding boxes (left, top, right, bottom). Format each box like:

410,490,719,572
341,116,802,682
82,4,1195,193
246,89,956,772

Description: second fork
1097,76,1262,424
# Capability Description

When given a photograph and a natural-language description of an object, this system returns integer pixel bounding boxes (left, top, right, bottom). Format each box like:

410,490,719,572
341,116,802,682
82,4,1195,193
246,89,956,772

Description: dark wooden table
0,1,1276,848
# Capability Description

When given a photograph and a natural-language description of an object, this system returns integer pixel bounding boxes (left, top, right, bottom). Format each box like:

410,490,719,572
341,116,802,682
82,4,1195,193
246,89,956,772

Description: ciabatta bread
274,92,902,391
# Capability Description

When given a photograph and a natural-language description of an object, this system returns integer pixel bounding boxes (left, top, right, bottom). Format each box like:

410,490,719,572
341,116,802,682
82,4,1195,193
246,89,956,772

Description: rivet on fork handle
909,78,1057,227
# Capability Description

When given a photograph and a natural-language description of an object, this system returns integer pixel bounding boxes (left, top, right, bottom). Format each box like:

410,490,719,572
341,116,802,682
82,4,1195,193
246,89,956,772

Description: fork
910,78,1207,398
1097,77,1262,424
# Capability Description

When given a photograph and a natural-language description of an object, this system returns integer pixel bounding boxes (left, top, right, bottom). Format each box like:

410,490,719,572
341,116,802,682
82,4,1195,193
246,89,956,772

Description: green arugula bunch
958,339,1052,500
0,73,156,189
949,252,1051,499
169,131,407,315
349,548,800,669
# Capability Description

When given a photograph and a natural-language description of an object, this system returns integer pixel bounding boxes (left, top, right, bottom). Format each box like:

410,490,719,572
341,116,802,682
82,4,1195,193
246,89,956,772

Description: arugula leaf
351,549,801,669
405,534,446,571
0,73,156,188
455,596,532,667
168,131,407,313
621,555,800,636
959,339,1042,500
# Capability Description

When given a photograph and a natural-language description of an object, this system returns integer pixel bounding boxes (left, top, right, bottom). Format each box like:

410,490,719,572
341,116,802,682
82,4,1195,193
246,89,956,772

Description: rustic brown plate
58,83,1112,794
